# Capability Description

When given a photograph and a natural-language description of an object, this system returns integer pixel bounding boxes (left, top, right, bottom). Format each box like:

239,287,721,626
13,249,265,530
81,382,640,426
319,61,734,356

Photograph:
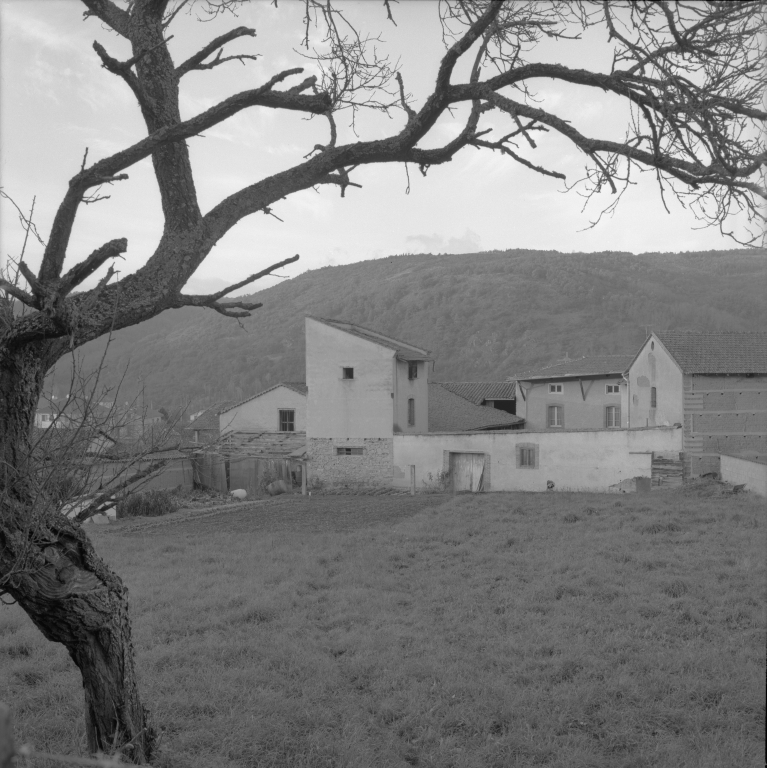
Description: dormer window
342,367,354,380
408,361,418,380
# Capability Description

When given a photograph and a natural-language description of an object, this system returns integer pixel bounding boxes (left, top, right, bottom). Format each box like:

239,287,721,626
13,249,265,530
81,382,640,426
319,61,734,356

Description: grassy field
2,487,764,768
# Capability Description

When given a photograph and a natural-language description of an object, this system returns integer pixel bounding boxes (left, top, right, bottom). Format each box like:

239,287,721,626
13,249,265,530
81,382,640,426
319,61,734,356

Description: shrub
421,471,451,493
116,489,178,519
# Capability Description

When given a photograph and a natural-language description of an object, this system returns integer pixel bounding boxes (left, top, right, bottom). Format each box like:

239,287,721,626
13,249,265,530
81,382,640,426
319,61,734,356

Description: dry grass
2,488,764,768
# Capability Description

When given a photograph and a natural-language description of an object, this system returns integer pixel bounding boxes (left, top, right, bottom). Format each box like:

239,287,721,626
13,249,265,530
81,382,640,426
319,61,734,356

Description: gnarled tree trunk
0,345,156,763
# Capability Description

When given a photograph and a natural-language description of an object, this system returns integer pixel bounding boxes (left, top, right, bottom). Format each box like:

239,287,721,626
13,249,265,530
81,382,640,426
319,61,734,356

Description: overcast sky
0,0,751,297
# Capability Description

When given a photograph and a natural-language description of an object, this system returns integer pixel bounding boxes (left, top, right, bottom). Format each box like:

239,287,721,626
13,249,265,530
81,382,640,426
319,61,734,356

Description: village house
184,401,234,445
626,330,767,478
514,355,636,431
219,384,307,435
305,316,432,486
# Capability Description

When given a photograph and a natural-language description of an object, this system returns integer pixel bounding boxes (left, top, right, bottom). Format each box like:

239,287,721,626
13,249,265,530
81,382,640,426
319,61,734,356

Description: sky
0,0,754,297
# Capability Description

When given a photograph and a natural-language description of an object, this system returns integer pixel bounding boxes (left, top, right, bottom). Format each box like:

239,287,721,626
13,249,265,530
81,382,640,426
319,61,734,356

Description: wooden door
449,452,485,492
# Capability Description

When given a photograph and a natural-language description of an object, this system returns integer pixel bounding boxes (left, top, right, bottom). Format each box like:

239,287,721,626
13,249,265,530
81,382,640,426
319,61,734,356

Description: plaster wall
517,377,628,430
393,427,682,493
220,387,307,434
719,454,767,497
628,336,684,428
306,318,394,438
393,359,429,434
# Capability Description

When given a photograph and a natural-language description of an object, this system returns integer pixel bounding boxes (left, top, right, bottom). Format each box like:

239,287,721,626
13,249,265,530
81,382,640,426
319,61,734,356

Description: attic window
336,447,363,455
549,383,563,394
342,367,354,380
606,384,620,394
408,361,418,380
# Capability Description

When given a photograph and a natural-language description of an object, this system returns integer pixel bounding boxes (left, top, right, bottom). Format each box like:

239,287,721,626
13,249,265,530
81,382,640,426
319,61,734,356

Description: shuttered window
336,447,363,455
605,405,620,428
547,405,564,427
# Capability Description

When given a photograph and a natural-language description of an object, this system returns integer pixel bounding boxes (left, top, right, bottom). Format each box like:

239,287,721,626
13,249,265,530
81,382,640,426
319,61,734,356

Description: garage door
449,452,485,493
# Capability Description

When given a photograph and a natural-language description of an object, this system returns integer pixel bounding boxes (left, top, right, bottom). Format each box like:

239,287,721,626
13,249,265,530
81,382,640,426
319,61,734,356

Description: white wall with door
393,426,682,493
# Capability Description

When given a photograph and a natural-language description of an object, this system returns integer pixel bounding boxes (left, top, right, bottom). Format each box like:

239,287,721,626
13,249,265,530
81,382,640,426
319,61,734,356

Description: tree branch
59,238,128,296
171,254,300,317
80,0,130,38
176,26,257,77
0,279,37,308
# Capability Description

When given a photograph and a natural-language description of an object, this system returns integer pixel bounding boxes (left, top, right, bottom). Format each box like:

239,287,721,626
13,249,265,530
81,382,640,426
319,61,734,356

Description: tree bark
0,346,156,763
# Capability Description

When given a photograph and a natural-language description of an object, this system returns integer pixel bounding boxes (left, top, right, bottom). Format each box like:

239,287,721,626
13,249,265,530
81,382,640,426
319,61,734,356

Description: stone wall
308,437,393,487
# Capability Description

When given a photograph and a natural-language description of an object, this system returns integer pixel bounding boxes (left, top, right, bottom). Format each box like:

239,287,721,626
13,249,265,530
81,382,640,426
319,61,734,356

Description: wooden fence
192,453,303,496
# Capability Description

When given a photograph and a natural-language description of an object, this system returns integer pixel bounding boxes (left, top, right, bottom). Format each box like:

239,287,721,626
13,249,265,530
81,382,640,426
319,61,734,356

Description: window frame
336,446,363,456
547,404,564,428
516,443,539,469
548,383,563,394
605,405,621,428
407,397,415,426
278,408,295,432
408,361,418,380
342,367,354,380
605,383,620,394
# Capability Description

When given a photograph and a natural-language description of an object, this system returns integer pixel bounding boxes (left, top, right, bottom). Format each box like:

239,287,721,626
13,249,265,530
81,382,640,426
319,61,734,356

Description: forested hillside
50,249,766,412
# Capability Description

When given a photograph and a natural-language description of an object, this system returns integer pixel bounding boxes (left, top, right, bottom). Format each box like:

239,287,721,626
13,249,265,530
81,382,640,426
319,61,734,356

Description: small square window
549,383,563,394
342,367,354,380
606,384,620,394
279,409,295,432
336,446,363,456
408,361,418,380
516,443,538,469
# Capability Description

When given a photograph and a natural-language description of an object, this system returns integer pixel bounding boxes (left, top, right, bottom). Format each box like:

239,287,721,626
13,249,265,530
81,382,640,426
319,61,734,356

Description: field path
97,494,453,537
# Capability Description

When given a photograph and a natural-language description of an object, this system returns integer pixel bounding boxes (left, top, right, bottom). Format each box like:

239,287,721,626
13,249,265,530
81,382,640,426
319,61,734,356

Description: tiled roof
311,317,432,361
516,355,635,380
429,383,523,432
654,331,767,374
436,381,516,404
220,383,307,415
186,401,235,432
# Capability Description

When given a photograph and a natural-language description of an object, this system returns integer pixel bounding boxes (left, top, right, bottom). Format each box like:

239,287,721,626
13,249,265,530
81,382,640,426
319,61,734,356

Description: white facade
393,426,683,493
305,317,428,439
627,335,684,428
220,385,307,435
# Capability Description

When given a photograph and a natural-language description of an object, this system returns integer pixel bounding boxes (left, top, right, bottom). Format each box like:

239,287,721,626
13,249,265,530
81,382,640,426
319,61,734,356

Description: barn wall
392,426,682,493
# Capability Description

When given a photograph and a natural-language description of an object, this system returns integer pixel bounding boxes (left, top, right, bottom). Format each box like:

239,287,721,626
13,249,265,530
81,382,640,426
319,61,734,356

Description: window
549,383,563,394
336,447,363,455
547,405,564,428
279,409,295,432
605,405,621,428
606,384,620,394
342,367,354,379
408,361,418,380
408,398,415,426
41,414,50,422
516,443,538,469
650,387,657,408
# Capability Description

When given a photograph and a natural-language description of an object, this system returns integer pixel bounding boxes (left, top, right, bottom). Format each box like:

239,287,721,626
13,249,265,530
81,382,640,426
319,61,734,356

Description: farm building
219,383,307,435
515,355,635,431
428,383,523,432
627,331,767,478
435,381,517,414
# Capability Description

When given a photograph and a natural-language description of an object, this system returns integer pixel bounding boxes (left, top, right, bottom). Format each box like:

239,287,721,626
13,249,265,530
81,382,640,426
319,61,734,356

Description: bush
116,489,178,519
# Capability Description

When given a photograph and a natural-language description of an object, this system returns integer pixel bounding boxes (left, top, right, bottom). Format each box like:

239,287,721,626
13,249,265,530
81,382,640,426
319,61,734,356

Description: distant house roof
516,355,636,381
220,383,307,415
652,331,767,374
210,430,307,458
186,401,235,431
429,383,524,432
310,317,433,361
436,381,516,404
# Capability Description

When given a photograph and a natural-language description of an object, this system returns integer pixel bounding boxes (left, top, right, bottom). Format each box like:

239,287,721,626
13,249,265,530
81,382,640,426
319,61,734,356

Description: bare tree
1,0,764,762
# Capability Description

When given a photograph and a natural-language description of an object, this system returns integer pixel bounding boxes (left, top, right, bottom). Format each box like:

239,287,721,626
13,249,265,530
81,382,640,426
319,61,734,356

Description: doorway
449,452,486,492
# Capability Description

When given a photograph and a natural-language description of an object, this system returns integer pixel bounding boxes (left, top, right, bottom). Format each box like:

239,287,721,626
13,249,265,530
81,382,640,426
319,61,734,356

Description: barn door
449,453,485,493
